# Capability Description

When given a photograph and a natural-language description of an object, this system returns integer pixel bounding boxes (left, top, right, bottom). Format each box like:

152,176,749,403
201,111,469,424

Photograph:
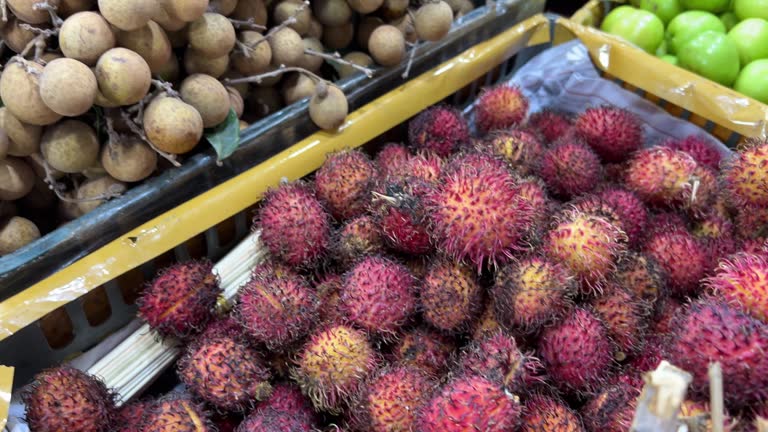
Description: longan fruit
2,17,44,53
95,47,152,106
81,160,107,179
76,175,127,214
247,86,282,119
157,52,181,82
232,31,272,75
59,198,83,220
322,21,354,50
414,1,453,42
221,70,250,98
0,62,62,126
269,27,303,67
380,0,408,19
40,52,63,63
59,12,116,65
160,0,209,22
98,0,157,31
26,152,64,179
143,95,204,154
188,12,236,58
0,216,40,254
307,16,323,39
254,65,284,86
0,157,35,200
0,130,9,160
39,58,98,117
116,20,172,73
184,48,230,77
455,0,473,17
58,0,95,17
180,74,230,128
209,0,238,15
152,4,187,31
347,0,383,14
239,120,249,130
0,108,42,157
40,120,100,173
368,25,405,67
390,14,417,43
166,26,189,47
281,73,316,105
273,0,311,35
232,0,267,27
309,82,347,130
357,16,383,50
226,87,244,118
101,137,158,182
313,0,351,27
338,51,373,78
300,37,324,72
8,0,60,24
93,87,122,108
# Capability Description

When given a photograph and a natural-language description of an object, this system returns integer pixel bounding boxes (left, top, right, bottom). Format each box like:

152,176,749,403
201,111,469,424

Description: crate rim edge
0,14,552,344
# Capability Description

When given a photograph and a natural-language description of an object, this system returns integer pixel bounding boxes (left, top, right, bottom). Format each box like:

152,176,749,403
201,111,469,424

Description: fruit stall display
0,13,766,431
0,0,545,294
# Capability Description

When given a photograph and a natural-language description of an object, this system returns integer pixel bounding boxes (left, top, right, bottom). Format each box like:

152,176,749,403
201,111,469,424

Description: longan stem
41,160,121,203
251,0,309,47
304,48,375,78
402,42,418,79
0,0,7,22
104,113,123,149
33,0,63,27
119,110,182,168
150,79,179,98
224,66,327,86
228,18,267,31
235,40,253,58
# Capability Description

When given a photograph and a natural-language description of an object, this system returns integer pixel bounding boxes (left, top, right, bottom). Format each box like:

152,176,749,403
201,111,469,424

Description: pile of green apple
600,0,768,104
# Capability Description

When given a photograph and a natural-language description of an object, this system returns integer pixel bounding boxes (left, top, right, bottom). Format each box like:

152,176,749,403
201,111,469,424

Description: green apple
680,0,730,11
678,30,741,86
666,11,726,54
728,18,768,66
639,0,682,24
660,54,679,65
656,40,667,56
601,8,665,53
734,59,768,103
601,6,641,32
720,12,739,30
734,0,768,20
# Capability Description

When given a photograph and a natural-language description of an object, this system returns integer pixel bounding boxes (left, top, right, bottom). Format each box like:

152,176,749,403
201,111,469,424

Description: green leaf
205,108,241,162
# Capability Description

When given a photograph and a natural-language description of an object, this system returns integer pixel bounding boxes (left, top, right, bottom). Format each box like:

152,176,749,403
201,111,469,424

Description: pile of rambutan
23,85,768,432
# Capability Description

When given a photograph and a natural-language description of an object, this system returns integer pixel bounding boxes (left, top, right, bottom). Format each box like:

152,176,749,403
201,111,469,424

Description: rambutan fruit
211,413,243,432
537,308,614,393
475,84,529,135
648,210,690,235
472,299,504,340
575,106,643,163
481,129,544,175
459,331,543,393
644,227,708,296
340,255,417,336
316,274,343,324
742,237,768,255
349,365,433,432
735,204,768,239
408,105,470,156
539,139,603,198
624,147,716,212
426,152,535,269
335,215,384,265
236,270,319,350
627,336,664,373
694,213,738,268
653,297,682,334
137,259,221,340
492,256,575,333
371,177,433,255
374,143,410,178
545,211,627,293
596,187,649,247
390,151,443,183
256,181,332,267
114,400,152,432
315,149,378,221
178,335,273,411
581,383,640,432
420,259,483,333
721,138,768,207
142,394,213,431
667,298,768,407
527,109,573,143
520,394,585,432
198,314,247,344
667,135,723,171
236,408,314,432
255,382,318,426
291,324,378,413
417,374,522,431
515,177,552,231
23,366,116,432
707,253,768,322
392,326,456,376
614,252,667,308
591,286,650,359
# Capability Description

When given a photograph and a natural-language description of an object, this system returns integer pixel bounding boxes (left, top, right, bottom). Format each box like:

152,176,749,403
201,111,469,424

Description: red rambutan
459,331,543,393
420,259,483,333
575,106,643,163
474,84,529,135
515,177,552,231
614,252,668,308
137,259,221,340
142,394,213,431
197,314,247,344
734,204,768,239
236,408,314,432
643,227,708,296
539,139,603,198
315,149,378,221
667,135,723,171
392,151,443,183
114,400,152,432
721,138,768,207
371,177,433,255
596,187,649,247
527,109,573,143
256,181,332,267
581,383,640,432
408,105,470,156
707,253,768,322
652,297,682,334
374,143,410,178
480,129,544,175
741,237,768,256
591,286,650,359
693,212,738,269
255,382,318,425
335,215,384,266
391,326,456,376
520,394,585,432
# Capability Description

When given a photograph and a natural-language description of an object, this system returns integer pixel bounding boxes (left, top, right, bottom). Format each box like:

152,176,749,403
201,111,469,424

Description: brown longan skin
143,95,204,155
380,0,409,19
184,48,230,77
232,31,272,75
116,20,173,73
188,12,236,58
221,71,250,99
0,108,42,157
2,17,41,53
309,84,348,130
180,74,231,128
347,0,384,13
274,0,311,35
322,21,354,50
227,87,245,118
39,58,98,117
58,0,95,17
368,25,405,67
101,138,158,182
0,157,35,200
313,0,351,27
338,52,373,78
232,0,267,26
0,216,40,255
414,1,453,42
98,0,157,31
281,73,316,105
40,120,100,173
95,47,152,106
269,27,304,67
152,4,187,32
161,0,209,22
247,86,283,120
59,12,117,66
390,14,417,43
307,17,323,39
0,130,9,160
299,38,325,72
157,53,181,82
0,62,63,126
209,0,238,15
357,16,383,50
8,0,60,24
76,175,127,214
